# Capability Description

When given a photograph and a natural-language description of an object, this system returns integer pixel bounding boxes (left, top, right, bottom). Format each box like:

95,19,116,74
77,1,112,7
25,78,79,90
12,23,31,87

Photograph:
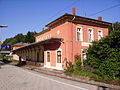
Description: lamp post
0,25,8,43
0,25,8,67
0,25,8,68
0,25,8,28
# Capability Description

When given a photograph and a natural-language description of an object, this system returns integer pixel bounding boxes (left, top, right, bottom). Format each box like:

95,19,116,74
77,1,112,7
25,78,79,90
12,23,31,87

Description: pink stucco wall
35,21,109,69
36,22,69,68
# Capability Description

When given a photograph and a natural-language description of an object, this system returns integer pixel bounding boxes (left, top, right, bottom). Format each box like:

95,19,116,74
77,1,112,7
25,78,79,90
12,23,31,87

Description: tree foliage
14,33,25,43
3,31,37,47
85,22,120,80
24,31,37,43
109,22,120,33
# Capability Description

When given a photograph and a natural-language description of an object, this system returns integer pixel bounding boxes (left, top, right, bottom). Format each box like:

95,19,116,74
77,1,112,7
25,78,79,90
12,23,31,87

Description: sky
0,0,120,42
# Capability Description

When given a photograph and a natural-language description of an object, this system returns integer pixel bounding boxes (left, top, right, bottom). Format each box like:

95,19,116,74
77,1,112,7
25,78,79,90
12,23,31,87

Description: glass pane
57,51,61,63
98,31,102,40
47,52,50,62
77,28,81,31
77,32,81,41
57,51,61,55
88,29,92,42
83,54,87,60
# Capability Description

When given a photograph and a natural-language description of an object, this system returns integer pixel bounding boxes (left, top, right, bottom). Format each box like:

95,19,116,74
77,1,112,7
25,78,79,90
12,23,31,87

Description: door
56,49,63,70
37,52,40,62
46,51,51,67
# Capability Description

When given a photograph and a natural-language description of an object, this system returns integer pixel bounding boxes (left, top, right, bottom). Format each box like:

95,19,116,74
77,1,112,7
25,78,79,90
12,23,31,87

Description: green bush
65,61,74,73
2,55,9,63
85,30,120,81
75,55,82,70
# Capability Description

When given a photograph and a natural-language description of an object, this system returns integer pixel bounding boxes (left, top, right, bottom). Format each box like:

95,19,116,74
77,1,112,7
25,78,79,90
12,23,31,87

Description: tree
109,22,120,34
14,33,25,43
3,37,16,46
3,31,37,49
24,31,37,43
85,22,120,80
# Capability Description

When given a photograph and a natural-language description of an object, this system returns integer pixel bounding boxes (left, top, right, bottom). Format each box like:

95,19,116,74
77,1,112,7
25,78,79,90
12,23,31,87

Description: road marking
27,70,88,90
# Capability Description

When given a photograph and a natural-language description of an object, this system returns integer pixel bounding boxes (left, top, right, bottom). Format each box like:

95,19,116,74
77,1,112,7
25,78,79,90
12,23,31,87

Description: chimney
98,16,102,21
72,7,76,15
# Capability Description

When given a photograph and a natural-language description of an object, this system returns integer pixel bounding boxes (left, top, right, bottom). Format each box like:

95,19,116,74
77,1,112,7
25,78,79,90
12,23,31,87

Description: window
88,28,93,42
77,27,82,41
82,48,88,60
57,51,61,63
47,52,50,62
98,30,103,40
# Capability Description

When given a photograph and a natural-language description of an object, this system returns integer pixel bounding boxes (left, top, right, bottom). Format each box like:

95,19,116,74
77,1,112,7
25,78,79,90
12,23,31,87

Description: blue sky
0,0,120,42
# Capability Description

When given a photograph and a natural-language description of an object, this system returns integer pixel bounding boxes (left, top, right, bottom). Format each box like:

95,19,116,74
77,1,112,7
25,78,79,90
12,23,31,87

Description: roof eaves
12,37,63,52
45,13,69,27
45,13,111,28
34,29,50,37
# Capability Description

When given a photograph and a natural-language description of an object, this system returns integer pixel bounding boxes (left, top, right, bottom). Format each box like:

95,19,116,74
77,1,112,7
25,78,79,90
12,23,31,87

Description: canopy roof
12,37,62,52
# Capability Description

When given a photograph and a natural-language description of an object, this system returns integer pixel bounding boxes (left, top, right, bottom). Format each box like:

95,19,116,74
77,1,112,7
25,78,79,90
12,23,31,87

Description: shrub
65,61,74,73
75,55,82,70
85,30,120,81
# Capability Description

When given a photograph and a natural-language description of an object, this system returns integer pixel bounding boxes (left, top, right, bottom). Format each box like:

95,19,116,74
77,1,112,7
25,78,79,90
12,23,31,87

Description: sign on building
0,45,10,49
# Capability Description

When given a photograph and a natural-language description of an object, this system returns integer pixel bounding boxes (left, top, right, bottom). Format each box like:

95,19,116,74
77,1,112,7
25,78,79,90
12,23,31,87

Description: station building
13,9,111,70
13,42,29,61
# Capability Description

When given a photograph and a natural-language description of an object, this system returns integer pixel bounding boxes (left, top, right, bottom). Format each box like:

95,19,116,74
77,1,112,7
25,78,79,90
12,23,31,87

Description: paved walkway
0,64,99,90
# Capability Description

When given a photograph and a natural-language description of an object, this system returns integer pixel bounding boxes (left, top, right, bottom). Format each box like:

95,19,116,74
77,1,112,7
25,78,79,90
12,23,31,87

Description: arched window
88,28,94,42
47,51,50,62
57,51,61,63
98,30,103,40
82,48,88,60
76,27,83,41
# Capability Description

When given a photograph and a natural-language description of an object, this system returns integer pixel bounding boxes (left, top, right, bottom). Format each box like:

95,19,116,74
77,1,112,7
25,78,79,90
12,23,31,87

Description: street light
0,25,8,28
0,25,8,43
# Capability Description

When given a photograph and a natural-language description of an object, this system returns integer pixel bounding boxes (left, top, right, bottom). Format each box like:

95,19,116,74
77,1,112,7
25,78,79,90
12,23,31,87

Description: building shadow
0,61,6,65
98,86,110,90
15,61,26,67
0,61,8,68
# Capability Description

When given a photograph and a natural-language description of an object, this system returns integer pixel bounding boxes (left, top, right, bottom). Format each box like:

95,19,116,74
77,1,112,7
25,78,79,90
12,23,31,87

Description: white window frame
82,48,88,60
76,26,83,41
46,51,51,62
56,48,62,70
56,48,62,63
88,28,94,42
98,29,103,40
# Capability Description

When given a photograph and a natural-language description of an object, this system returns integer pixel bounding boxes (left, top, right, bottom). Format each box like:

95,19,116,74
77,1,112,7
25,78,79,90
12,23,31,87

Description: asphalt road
0,64,100,90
